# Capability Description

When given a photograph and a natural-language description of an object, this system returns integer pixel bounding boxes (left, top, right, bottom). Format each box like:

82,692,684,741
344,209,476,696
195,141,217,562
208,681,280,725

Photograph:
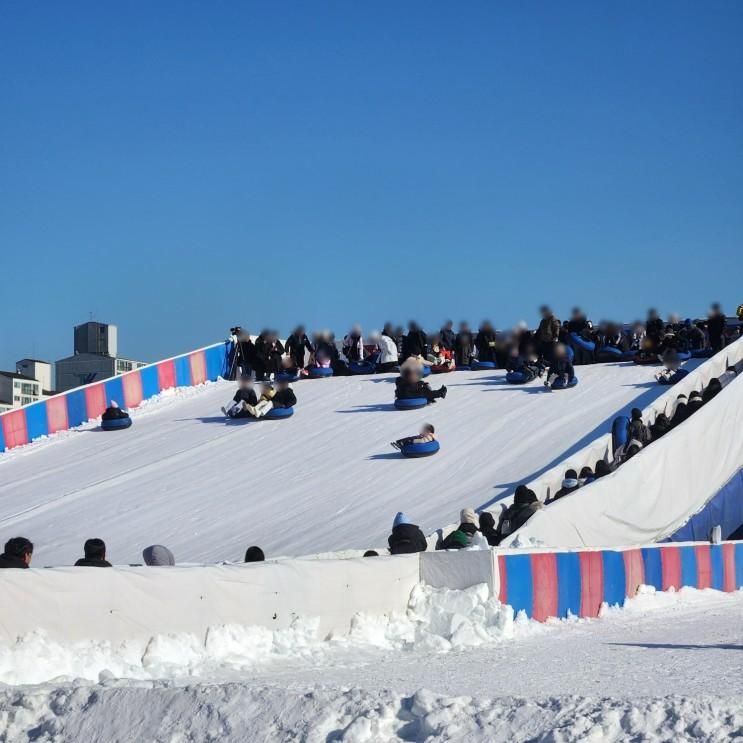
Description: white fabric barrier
0,555,420,645
420,549,498,595
504,366,743,549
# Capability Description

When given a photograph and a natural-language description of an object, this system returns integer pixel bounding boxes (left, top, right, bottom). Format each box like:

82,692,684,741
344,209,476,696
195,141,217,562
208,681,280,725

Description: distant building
0,371,43,413
16,359,54,395
55,321,146,392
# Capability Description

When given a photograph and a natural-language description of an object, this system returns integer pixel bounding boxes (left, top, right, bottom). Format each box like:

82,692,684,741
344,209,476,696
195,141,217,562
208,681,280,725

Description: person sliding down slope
505,345,543,382
101,400,130,422
222,374,259,418
391,423,436,451
244,379,297,419
394,366,447,404
543,344,575,390
387,512,428,555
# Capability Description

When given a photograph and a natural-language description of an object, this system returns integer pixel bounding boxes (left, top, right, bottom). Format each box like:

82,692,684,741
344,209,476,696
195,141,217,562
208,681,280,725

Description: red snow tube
431,364,455,374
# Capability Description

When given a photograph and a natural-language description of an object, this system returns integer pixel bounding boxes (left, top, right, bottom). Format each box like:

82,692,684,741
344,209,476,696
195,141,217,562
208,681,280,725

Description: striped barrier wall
495,542,743,621
0,341,231,453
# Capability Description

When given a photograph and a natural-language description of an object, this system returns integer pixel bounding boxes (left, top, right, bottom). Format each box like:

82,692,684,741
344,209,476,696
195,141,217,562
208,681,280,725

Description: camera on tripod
230,326,243,336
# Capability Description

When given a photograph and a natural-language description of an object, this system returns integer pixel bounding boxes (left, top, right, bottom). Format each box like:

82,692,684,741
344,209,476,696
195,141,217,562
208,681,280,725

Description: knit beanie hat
460,507,478,525
479,511,495,530
631,408,643,420
514,485,538,505
142,545,175,566
393,512,411,528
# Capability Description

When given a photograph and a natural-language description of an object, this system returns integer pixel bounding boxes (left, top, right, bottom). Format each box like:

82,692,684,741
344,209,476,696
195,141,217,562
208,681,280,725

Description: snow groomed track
0,360,685,566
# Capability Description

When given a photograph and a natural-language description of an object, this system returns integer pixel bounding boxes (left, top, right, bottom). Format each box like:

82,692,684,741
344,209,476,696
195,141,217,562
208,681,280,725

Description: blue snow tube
676,350,692,362
506,371,530,384
309,367,334,379
691,348,714,359
348,360,377,376
612,415,630,455
456,365,471,371
394,397,428,410
264,406,294,420
421,365,431,377
658,368,689,386
401,439,440,458
551,376,578,390
472,360,497,371
101,416,132,431
570,333,596,352
276,371,298,382
597,345,623,358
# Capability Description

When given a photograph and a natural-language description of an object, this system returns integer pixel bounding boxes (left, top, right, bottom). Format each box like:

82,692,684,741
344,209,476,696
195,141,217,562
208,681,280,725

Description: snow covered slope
0,362,679,566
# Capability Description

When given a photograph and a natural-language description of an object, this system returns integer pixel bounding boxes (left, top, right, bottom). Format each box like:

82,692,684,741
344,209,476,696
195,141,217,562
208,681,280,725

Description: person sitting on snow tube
655,348,687,384
494,486,542,544
437,508,480,550
543,344,575,391
427,336,456,372
101,401,131,427
390,422,436,452
387,512,427,555
395,366,447,405
221,374,259,418
243,379,297,419
633,335,659,365
505,345,542,383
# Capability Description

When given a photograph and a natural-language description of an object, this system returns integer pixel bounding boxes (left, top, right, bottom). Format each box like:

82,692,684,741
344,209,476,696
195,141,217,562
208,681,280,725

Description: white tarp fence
503,339,743,548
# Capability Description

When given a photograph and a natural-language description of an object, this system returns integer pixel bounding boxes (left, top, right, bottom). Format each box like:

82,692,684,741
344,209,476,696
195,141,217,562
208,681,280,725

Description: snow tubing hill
394,397,428,410
101,417,132,431
401,440,440,458
309,367,333,379
552,376,578,390
612,415,630,454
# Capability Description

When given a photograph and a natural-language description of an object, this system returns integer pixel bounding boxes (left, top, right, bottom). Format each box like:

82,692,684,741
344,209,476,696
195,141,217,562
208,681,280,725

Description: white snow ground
1,586,742,741
0,361,686,566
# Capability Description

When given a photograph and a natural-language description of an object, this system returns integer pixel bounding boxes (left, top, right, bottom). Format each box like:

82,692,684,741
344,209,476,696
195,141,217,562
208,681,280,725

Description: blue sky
1,1,741,368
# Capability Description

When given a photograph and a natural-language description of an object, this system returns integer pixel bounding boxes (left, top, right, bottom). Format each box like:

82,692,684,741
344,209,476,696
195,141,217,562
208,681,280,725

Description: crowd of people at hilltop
228,303,739,382
2,303,741,570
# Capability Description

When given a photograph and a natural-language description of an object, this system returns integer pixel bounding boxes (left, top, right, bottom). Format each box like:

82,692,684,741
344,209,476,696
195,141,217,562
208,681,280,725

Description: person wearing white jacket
376,330,399,373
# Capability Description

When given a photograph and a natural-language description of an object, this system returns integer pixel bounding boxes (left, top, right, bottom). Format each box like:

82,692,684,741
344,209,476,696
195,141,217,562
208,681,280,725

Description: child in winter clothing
391,423,436,451
428,337,455,370
394,366,447,403
437,508,480,550
222,375,259,418
627,408,651,446
387,512,428,555
544,344,575,389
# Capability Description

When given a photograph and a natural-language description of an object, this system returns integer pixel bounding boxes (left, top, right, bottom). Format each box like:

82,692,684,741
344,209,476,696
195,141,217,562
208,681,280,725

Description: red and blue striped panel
1,410,28,449
157,359,177,391
623,548,645,598
189,351,207,386
46,395,69,434
122,371,143,409
85,383,108,420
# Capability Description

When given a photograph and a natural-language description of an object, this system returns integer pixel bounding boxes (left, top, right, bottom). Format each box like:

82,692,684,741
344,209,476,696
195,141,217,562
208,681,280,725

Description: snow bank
0,583,544,686
3,683,742,742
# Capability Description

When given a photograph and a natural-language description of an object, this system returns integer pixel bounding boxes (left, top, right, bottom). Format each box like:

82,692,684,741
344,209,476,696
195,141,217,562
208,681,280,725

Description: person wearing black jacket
101,401,130,421
388,512,427,555
74,538,112,567
650,413,671,440
395,367,447,403
544,344,575,389
475,321,498,364
234,330,257,378
454,322,475,367
496,485,540,542
260,331,285,379
707,304,726,352
536,306,561,362
402,321,427,361
566,307,589,336
0,537,33,569
272,380,297,408
285,326,313,371
440,321,455,351
627,408,651,446
645,309,665,347
479,511,499,546
222,375,259,418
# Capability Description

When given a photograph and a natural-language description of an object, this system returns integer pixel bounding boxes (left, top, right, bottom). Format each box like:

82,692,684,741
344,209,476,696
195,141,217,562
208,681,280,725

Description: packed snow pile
0,584,542,686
